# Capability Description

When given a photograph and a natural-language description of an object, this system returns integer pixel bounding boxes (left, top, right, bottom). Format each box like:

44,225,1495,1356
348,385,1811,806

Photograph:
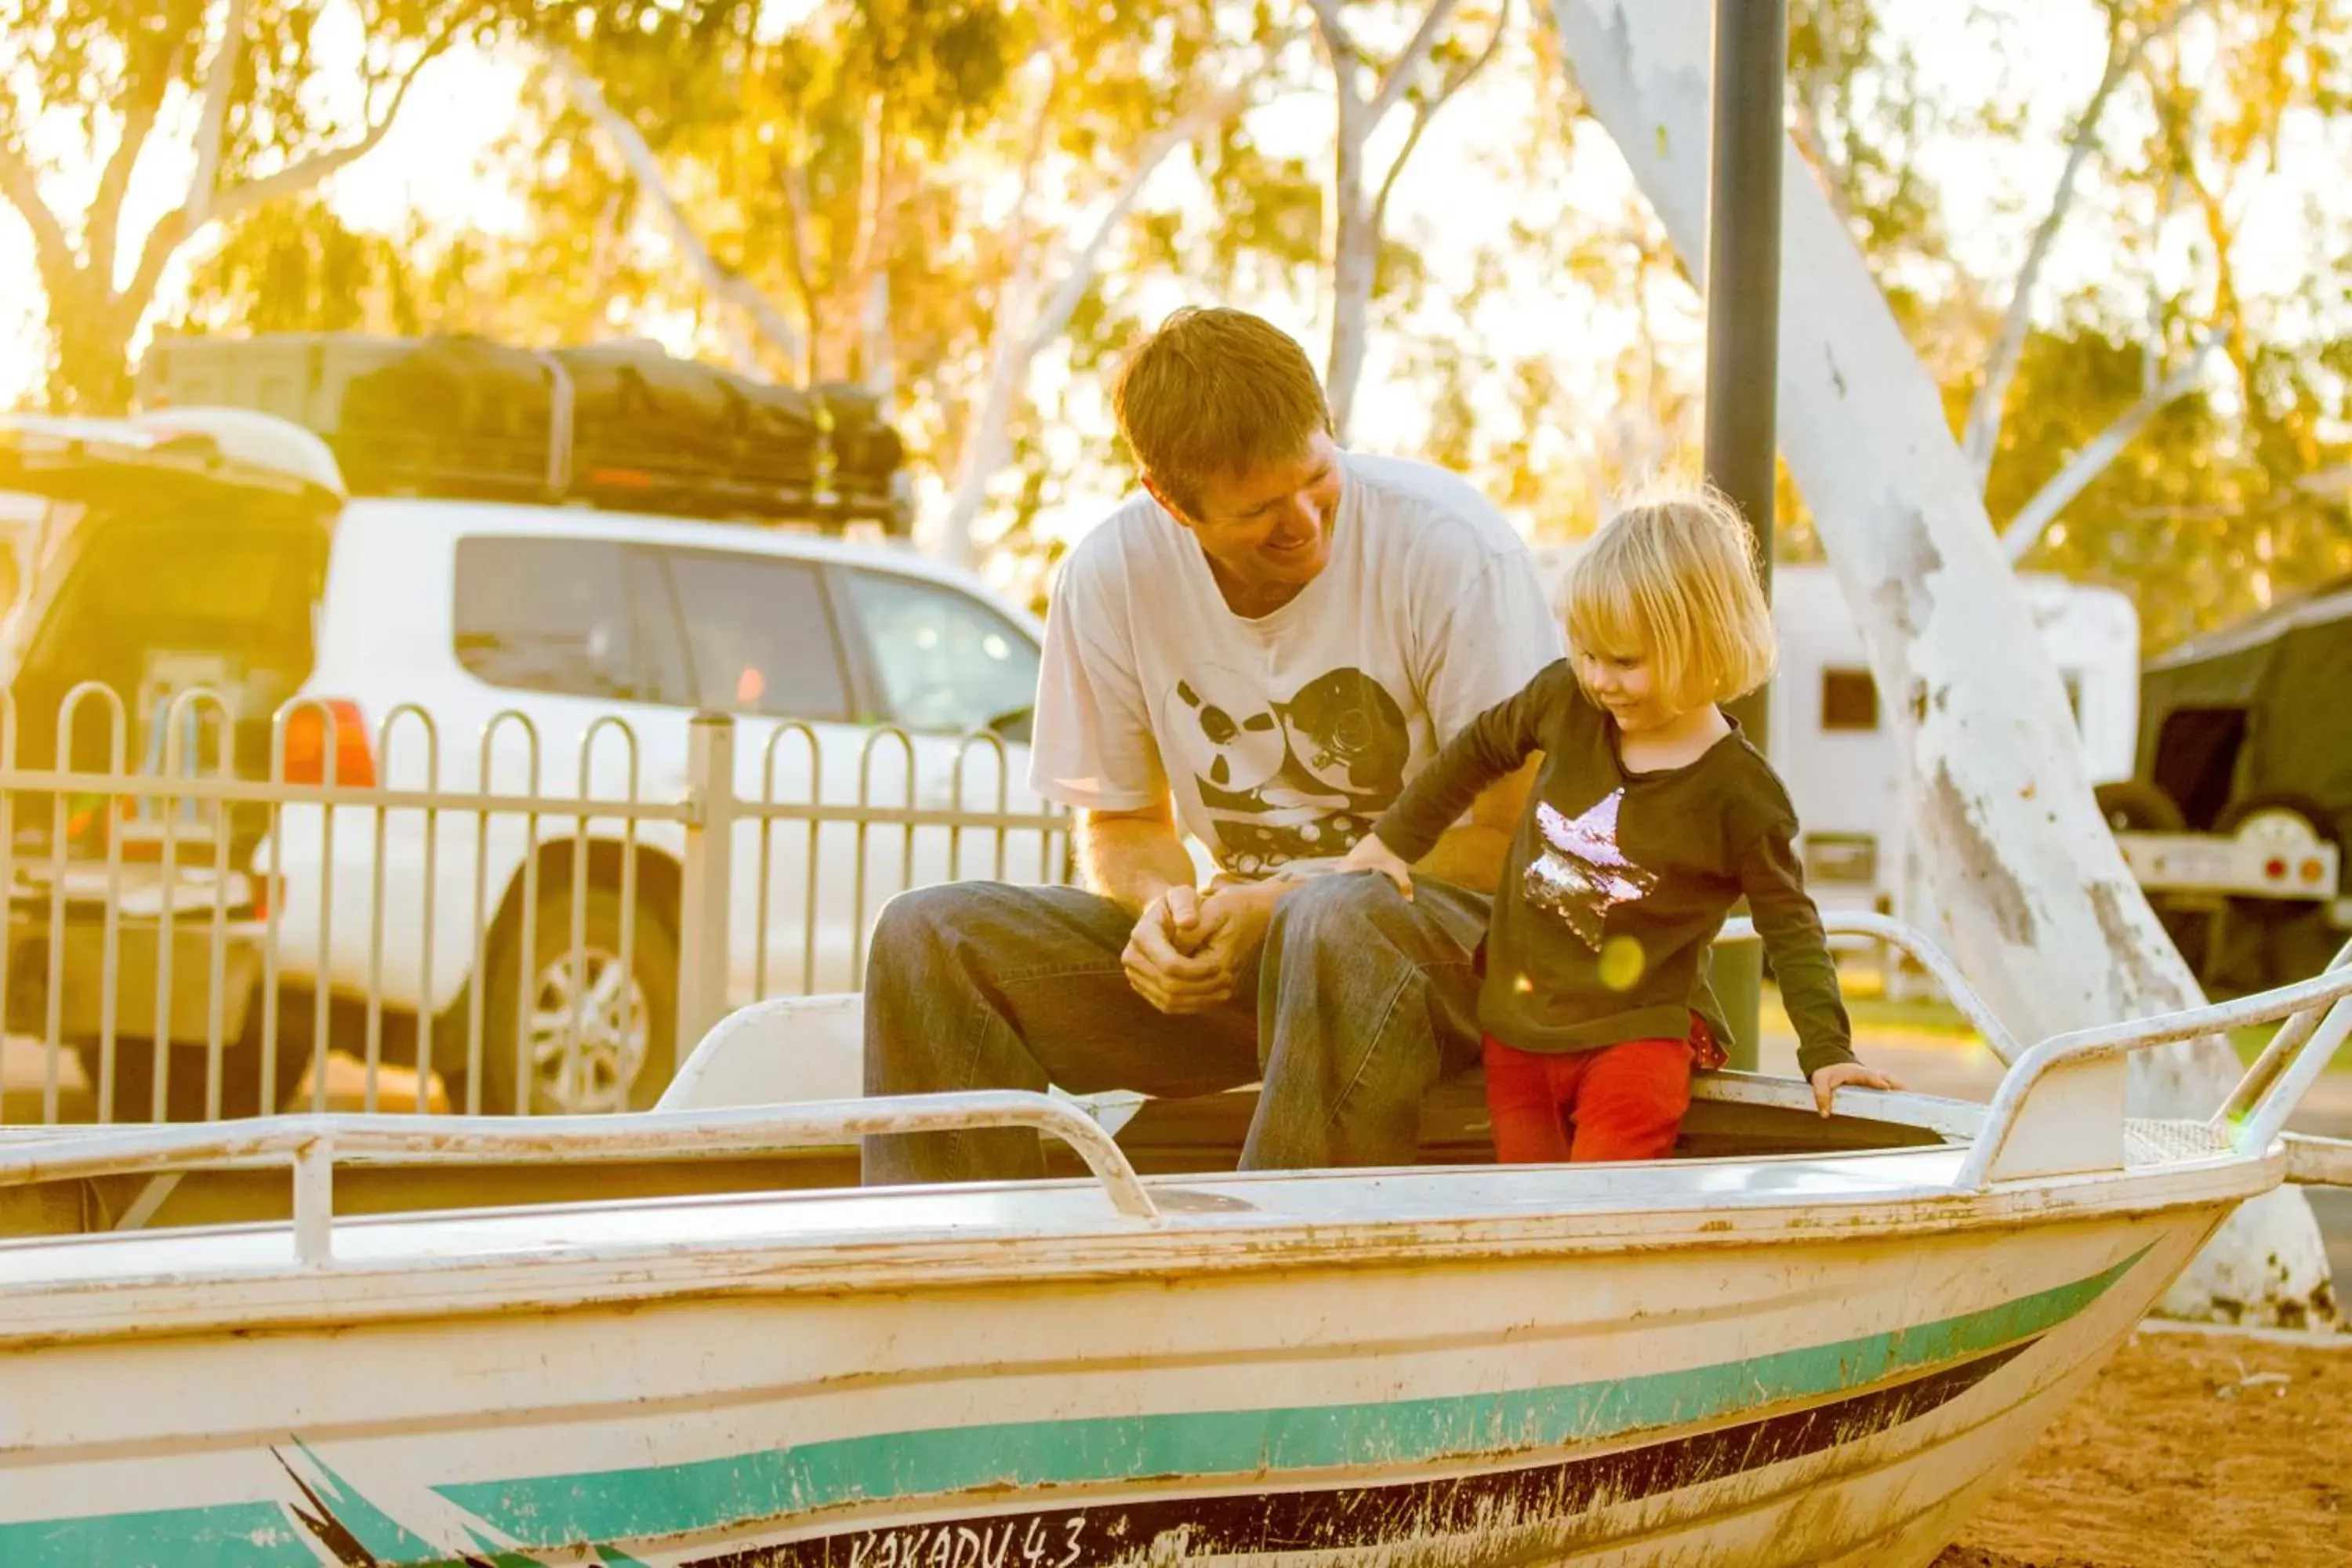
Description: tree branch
993,50,1061,335
89,6,199,287
1371,0,1508,233
0,128,74,295
1962,0,2207,488
120,11,459,330
211,14,454,230
2184,160,2252,394
1304,0,1358,72
945,50,1270,560
775,148,824,381
844,87,889,289
580,189,626,309
1999,328,2220,562
1307,0,1396,159
547,46,801,372
941,68,1061,562
1021,82,1252,361
178,0,250,238
1367,0,1468,127
859,268,894,398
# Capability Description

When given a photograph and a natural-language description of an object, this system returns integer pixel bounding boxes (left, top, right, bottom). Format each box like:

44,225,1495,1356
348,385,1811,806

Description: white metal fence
0,688,1073,1123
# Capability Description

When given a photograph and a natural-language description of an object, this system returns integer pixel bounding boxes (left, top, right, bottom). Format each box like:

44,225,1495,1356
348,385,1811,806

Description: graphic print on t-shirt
1167,664,1412,875
1526,789,1658,950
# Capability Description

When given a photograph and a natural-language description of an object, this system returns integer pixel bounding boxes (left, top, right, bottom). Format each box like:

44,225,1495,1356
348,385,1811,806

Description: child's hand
1340,833,1414,901
1808,1061,1904,1118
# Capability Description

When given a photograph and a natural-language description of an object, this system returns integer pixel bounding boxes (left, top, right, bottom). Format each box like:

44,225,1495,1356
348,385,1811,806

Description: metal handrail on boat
1717,909,2023,1063
0,1091,1163,1262
2216,935,2352,1141
1958,960,2352,1190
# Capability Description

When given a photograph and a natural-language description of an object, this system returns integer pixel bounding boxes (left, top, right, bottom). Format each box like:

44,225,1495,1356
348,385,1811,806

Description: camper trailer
1529,548,2142,931
2113,575,2352,989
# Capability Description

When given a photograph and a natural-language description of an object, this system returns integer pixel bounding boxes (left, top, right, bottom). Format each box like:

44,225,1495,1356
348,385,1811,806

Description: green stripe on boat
0,1245,2148,1566
0,1503,320,1568
439,1247,2147,1549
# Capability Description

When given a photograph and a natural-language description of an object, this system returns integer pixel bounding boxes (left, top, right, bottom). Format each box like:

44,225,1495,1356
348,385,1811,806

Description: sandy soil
1933,1327,2352,1568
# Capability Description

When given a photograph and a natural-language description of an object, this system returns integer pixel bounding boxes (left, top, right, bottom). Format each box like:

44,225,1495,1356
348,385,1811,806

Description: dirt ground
1931,1327,2352,1568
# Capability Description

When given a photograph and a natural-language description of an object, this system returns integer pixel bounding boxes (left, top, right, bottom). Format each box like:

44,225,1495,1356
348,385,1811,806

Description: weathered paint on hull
0,1203,2223,1568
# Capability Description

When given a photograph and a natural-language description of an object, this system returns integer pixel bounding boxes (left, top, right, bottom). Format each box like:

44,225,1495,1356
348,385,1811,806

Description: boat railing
1718,910,2022,1063
0,1091,1162,1262
1958,937,2352,1190
2216,934,2352,1142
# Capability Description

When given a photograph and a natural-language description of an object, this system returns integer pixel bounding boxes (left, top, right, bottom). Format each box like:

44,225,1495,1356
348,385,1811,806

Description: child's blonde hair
1563,485,1777,713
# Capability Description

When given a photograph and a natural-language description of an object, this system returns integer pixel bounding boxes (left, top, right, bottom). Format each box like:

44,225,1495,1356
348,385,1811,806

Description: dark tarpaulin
2139,576,2352,840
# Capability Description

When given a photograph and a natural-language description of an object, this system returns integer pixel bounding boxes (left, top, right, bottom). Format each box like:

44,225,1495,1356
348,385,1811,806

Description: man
862,307,1563,1183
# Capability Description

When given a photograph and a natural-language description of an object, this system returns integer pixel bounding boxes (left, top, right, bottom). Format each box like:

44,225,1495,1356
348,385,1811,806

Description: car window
453,536,685,704
657,548,854,721
845,570,1040,735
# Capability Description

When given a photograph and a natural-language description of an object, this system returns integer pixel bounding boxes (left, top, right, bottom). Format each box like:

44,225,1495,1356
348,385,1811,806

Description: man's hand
1189,878,1283,991
1121,880,1283,1015
1808,1060,1904,1118
1121,885,1229,1014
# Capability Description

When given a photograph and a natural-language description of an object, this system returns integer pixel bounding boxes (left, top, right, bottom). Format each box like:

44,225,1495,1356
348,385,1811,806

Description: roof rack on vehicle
135,332,913,536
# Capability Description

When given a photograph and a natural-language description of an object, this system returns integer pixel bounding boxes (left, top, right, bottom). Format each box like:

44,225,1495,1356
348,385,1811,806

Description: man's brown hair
1111,307,1333,517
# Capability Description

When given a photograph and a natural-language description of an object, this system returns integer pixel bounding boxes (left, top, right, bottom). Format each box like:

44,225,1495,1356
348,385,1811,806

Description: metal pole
677,712,737,1054
1701,0,1786,1072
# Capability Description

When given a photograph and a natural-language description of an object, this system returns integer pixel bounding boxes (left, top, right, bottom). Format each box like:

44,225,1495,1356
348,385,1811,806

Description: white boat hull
0,1175,2233,1568
11,924,2348,1568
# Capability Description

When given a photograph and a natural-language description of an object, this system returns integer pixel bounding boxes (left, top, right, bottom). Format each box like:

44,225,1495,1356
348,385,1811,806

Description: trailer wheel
2093,779,2187,834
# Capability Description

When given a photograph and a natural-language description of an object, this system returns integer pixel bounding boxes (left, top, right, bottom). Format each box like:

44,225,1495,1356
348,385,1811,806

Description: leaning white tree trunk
1548,0,2335,1326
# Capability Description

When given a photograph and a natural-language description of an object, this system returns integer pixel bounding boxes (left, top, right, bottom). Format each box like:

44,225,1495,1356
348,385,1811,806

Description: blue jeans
859,873,1490,1184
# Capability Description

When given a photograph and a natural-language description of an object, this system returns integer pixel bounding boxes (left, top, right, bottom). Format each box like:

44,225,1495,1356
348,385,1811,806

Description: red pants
1482,1033,1695,1163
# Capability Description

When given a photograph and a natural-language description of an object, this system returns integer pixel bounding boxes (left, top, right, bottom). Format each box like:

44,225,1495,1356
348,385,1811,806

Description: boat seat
662,994,1962,1171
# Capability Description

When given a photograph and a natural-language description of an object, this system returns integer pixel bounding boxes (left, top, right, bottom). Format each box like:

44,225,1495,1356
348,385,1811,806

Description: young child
1340,488,1899,1162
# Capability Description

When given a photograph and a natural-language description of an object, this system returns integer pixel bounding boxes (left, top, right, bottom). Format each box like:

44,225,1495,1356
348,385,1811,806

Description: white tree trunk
1548,0,2335,1326
1308,0,1465,443
938,306,1032,569
1326,127,1377,444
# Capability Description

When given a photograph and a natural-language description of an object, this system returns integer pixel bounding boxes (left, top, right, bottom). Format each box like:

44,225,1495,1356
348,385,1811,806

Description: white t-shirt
1030,452,1566,880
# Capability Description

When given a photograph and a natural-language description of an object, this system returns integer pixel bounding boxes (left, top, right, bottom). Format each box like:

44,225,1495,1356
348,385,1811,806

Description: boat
1,913,2347,1568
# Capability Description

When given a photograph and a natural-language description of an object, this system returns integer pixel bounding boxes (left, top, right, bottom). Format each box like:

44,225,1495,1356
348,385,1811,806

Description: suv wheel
477,880,678,1116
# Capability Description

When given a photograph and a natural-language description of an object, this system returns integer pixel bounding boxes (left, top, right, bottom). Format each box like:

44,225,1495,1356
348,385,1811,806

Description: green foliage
9,0,2350,656
1,0,496,408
